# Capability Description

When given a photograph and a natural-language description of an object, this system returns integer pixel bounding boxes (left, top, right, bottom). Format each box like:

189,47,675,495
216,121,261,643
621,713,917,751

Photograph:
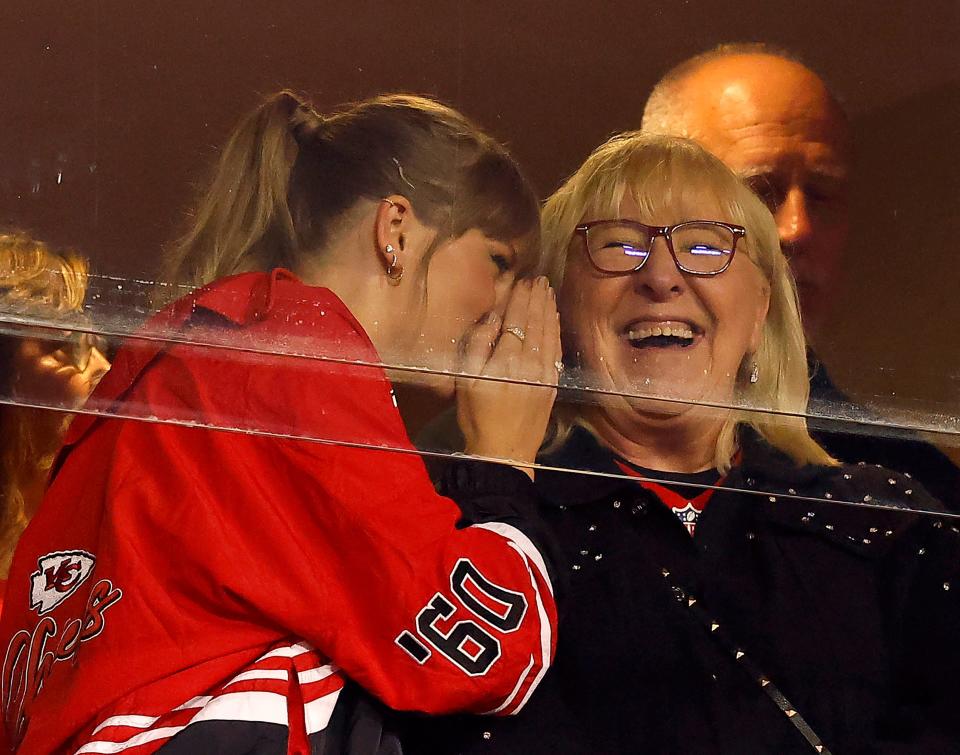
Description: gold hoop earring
385,244,404,284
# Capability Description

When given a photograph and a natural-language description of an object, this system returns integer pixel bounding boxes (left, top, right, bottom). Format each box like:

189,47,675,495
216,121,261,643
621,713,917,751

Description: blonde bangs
543,134,767,283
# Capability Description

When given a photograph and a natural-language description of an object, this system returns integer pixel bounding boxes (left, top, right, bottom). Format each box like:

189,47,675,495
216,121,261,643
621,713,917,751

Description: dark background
1,0,958,449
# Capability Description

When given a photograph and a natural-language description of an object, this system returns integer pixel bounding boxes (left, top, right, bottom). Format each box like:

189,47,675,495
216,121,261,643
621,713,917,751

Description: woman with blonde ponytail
0,92,561,754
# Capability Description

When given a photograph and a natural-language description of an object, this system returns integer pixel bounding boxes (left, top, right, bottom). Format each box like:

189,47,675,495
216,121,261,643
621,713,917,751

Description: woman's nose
632,237,685,301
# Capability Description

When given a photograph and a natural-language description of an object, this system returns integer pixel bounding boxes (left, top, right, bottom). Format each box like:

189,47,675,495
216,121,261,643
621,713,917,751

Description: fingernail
539,276,549,289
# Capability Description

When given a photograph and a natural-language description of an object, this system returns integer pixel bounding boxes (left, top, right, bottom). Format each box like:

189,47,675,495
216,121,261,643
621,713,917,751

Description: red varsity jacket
0,271,557,754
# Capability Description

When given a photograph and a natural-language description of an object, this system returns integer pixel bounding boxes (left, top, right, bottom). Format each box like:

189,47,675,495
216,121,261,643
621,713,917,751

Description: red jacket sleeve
116,330,557,718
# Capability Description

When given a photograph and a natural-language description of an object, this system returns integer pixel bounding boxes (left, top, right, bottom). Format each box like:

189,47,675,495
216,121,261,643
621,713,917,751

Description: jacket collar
535,425,824,509
733,426,827,489
535,427,642,507
537,425,931,558
62,269,302,448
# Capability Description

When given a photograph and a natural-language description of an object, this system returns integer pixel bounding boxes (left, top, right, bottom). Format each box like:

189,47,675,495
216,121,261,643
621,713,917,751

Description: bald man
643,45,849,342
643,44,959,508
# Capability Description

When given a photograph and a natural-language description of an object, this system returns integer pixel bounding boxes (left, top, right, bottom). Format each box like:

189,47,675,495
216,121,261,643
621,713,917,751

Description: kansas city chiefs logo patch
30,550,96,615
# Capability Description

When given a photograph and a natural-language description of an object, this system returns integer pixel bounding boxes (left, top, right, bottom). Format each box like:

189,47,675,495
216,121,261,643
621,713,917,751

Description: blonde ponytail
163,91,309,290
163,90,541,296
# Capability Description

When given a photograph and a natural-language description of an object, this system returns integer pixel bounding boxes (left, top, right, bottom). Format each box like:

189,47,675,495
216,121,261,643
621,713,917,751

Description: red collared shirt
0,271,556,754
615,461,729,537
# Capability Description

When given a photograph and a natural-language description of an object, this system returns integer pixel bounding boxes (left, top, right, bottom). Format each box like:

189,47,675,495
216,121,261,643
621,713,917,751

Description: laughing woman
406,133,960,754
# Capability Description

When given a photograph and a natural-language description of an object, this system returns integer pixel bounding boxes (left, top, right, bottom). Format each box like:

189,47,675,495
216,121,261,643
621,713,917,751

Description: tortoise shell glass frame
574,219,747,276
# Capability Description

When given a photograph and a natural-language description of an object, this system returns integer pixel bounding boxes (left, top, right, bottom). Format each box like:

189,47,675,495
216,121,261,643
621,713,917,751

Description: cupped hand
456,277,561,479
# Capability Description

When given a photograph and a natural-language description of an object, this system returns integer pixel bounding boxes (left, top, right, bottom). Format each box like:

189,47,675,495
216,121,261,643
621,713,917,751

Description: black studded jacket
400,427,960,755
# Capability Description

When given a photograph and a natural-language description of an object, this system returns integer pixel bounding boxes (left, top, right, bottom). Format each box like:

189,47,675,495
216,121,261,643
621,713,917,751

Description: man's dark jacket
806,352,959,510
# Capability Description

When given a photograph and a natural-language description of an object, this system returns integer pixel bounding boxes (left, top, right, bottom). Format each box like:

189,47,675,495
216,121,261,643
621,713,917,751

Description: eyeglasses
574,219,746,276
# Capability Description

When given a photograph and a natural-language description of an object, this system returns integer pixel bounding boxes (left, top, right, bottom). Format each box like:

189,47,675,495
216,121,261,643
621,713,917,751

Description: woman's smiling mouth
623,319,704,349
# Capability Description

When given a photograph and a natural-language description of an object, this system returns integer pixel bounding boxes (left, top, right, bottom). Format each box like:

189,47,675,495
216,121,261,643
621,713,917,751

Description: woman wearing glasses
0,92,561,754
407,133,960,753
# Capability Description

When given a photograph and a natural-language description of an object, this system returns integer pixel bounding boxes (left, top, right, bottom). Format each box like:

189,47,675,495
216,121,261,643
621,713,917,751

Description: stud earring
749,362,760,384
384,244,404,283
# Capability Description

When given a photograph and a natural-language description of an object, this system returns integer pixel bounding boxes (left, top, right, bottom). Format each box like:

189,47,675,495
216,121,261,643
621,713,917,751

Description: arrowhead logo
29,550,96,615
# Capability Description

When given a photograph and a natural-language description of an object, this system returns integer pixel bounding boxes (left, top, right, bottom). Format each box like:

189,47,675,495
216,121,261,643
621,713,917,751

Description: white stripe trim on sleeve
502,542,552,715
298,665,338,684
225,668,288,685
74,726,186,754
225,663,337,687
188,690,288,726
469,523,554,715
75,681,341,754
90,715,159,735
255,641,315,661
174,695,212,711
470,522,554,598
303,687,343,734
483,654,535,715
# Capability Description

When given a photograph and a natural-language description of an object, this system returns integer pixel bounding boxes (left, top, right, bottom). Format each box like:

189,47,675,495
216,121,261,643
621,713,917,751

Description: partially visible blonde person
0,232,109,584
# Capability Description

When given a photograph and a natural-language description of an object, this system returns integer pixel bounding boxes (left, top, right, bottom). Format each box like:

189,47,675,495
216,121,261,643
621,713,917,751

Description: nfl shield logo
673,503,700,536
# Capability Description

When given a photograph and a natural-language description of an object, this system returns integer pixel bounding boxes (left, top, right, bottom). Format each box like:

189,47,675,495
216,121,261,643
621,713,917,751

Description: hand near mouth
455,277,562,479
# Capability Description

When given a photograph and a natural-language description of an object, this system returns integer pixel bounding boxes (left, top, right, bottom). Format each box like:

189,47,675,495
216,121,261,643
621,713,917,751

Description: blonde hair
541,132,834,471
0,232,91,577
163,90,540,292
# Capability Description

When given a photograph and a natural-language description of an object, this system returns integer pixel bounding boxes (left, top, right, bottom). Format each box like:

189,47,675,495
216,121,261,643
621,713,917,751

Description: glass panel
0,11,958,509
2,6,960,754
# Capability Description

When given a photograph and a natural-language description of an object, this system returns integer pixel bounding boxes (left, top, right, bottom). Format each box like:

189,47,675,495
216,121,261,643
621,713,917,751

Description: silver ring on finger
504,326,526,343
554,361,565,374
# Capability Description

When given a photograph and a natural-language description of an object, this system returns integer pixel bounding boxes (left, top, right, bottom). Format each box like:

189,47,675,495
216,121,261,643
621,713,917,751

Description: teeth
626,323,695,341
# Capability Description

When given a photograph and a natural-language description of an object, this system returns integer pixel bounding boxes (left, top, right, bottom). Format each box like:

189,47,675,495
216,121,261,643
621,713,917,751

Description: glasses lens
671,223,736,274
585,223,652,272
